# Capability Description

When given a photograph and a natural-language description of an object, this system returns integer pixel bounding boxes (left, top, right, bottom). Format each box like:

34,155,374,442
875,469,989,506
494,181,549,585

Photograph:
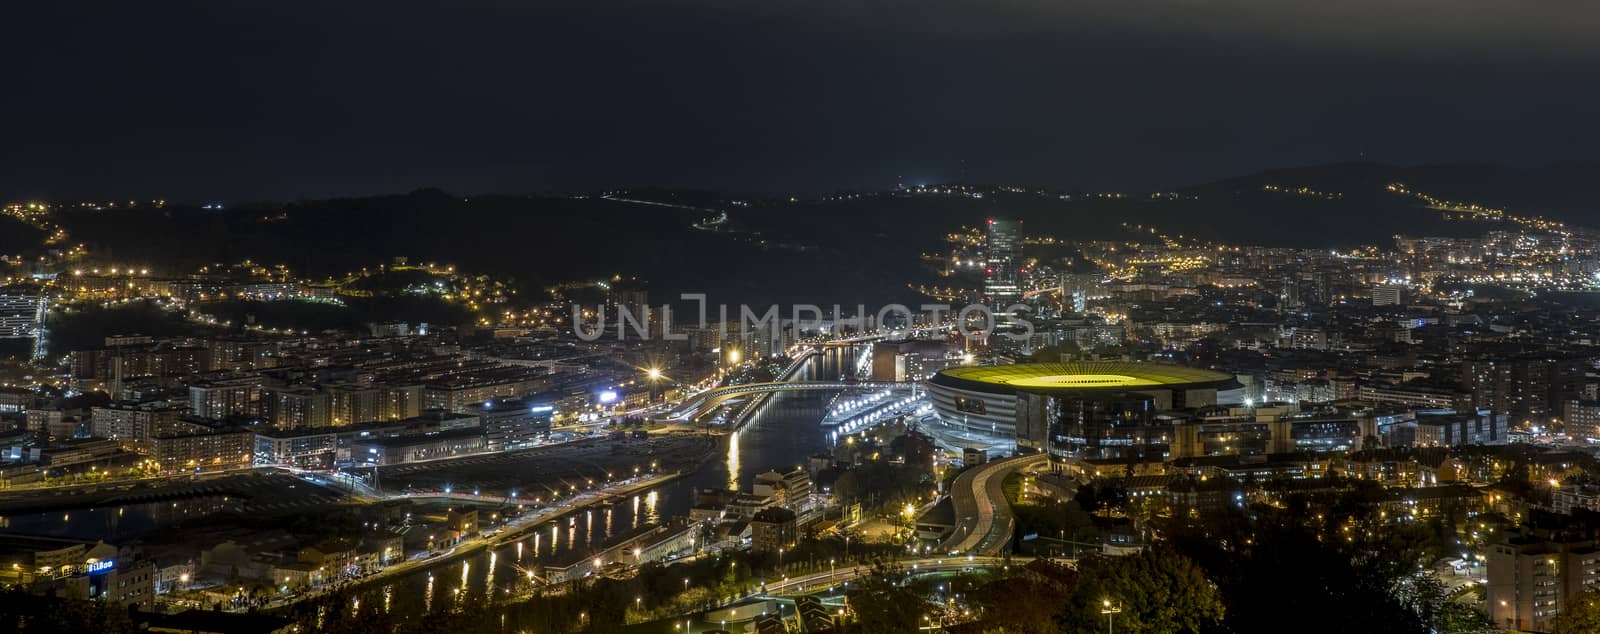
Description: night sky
5,1,1598,201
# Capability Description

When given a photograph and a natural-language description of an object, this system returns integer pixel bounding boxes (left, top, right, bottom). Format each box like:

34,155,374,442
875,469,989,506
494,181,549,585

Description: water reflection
424,573,433,613
2,496,238,542
334,346,861,618
725,430,741,491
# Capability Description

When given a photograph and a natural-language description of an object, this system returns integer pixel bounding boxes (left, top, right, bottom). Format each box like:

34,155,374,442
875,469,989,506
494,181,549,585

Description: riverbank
268,469,690,611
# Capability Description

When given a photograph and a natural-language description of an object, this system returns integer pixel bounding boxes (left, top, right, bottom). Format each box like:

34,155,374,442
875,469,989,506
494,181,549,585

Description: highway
755,556,1019,597
674,555,1037,634
937,454,1051,556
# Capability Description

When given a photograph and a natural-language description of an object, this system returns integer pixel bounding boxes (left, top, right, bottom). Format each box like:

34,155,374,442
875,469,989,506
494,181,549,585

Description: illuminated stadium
927,362,1242,457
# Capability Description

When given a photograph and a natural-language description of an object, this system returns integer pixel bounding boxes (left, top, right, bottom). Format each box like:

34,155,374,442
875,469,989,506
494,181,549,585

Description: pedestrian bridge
669,380,915,419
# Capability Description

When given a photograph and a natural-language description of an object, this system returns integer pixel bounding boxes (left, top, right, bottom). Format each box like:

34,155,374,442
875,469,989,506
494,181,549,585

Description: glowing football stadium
927,362,1242,458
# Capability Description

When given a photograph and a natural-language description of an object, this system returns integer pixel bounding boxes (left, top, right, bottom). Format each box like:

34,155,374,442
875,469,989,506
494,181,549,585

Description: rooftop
932,362,1238,394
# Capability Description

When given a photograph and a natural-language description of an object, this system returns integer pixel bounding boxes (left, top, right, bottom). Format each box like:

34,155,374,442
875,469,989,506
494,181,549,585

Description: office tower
984,218,1022,308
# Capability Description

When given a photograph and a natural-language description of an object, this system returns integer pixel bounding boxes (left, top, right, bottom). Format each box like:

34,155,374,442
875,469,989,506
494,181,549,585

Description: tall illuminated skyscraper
984,218,1022,307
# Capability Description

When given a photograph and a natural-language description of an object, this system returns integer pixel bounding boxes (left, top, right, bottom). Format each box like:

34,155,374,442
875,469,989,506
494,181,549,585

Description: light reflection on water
2,347,861,621
2,496,239,542
344,347,853,617
726,429,741,491
423,574,433,613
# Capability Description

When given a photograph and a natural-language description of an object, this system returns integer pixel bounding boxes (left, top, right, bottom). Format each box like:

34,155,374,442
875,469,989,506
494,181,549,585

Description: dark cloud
710,1,1600,56
1,1,1596,200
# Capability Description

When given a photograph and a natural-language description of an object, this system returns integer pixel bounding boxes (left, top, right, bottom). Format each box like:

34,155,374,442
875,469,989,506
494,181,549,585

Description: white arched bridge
668,380,915,420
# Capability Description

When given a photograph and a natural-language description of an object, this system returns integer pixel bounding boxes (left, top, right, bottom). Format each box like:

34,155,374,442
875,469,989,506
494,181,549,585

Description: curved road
754,556,1019,596
937,454,1050,556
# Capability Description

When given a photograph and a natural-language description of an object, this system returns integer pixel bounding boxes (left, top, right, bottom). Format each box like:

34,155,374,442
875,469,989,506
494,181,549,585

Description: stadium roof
931,362,1239,395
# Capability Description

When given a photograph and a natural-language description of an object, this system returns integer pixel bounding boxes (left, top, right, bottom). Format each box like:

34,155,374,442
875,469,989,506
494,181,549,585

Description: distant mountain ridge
18,160,1598,306
1178,160,1600,223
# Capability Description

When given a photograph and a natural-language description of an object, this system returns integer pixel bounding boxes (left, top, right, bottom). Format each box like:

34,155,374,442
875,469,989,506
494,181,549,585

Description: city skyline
7,2,1600,633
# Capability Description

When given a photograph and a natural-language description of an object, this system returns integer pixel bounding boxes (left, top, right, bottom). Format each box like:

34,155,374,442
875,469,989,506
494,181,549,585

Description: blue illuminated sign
86,560,114,574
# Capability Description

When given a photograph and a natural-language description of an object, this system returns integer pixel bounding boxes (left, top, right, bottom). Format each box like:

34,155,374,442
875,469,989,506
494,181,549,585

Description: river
333,345,859,617
0,346,862,619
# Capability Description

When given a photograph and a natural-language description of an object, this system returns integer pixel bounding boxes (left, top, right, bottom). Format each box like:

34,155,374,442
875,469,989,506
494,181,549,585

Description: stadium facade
927,362,1242,458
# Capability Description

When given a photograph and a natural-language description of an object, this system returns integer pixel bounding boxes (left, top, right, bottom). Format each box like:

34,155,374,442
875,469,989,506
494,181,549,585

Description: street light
647,367,664,402
1101,599,1122,634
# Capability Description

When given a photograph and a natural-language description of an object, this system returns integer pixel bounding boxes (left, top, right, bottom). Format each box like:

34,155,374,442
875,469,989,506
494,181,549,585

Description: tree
843,561,926,634
1059,549,1223,634
1552,589,1600,634
0,590,137,633
1398,574,1494,634
1172,522,1427,634
1073,480,1128,514
967,576,1070,634
1125,493,1168,523
1029,342,1080,363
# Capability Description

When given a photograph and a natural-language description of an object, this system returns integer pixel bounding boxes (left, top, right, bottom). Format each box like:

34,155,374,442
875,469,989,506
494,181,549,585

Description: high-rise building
320,383,424,426
189,373,263,420
1463,356,1586,423
207,337,280,371
329,384,381,426
69,342,210,396
1564,400,1600,440
1487,530,1600,632
150,428,254,473
1059,273,1099,313
1371,284,1405,307
90,402,199,452
1278,276,1302,310
984,218,1022,308
378,384,424,422
261,386,334,429
0,285,46,339
608,280,652,337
